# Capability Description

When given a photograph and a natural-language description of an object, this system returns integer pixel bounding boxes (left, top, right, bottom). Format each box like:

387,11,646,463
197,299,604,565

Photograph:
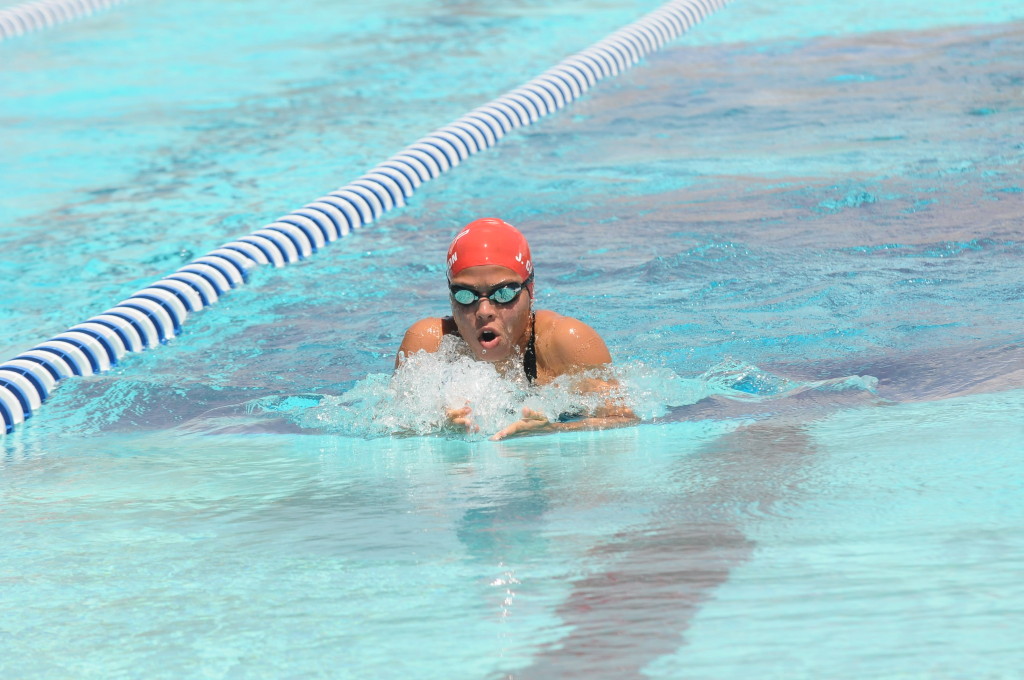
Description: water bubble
230,344,879,439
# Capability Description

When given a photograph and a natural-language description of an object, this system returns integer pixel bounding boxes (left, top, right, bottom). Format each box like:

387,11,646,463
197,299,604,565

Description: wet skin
395,265,637,439
448,265,534,365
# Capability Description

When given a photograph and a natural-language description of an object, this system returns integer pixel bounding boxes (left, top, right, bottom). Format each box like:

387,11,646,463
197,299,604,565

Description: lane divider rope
0,0,731,434
0,0,126,41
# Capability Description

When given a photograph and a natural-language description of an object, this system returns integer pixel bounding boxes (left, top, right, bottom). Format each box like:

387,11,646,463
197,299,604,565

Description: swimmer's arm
491,374,638,440
491,403,637,440
492,317,638,440
395,319,476,432
553,316,638,425
394,317,444,370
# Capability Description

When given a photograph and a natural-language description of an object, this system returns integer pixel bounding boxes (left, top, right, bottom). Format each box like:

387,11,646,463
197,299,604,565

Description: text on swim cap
516,252,534,275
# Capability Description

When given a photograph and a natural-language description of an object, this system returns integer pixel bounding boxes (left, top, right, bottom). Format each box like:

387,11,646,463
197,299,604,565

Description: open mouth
478,329,500,350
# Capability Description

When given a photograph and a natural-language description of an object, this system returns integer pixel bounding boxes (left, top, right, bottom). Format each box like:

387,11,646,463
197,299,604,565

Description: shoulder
395,317,456,367
534,309,613,374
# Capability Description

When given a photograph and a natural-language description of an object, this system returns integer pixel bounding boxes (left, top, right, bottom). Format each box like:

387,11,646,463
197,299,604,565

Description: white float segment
0,370,43,411
150,278,205,312
421,138,461,169
166,271,221,306
533,78,567,109
88,313,146,353
328,190,373,225
0,0,129,42
292,207,340,241
435,129,472,159
378,159,425,188
366,169,413,202
116,299,175,343
179,261,234,292
507,91,542,121
132,287,189,328
447,121,489,152
1,359,57,397
364,174,405,209
251,229,301,264
348,181,391,215
49,332,112,373
106,306,162,349
409,142,453,173
399,148,443,179
193,254,249,286
276,215,327,251
310,199,357,236
0,386,25,430
458,114,500,146
231,236,282,268
16,349,75,380
35,340,93,375
474,105,514,134
68,321,130,363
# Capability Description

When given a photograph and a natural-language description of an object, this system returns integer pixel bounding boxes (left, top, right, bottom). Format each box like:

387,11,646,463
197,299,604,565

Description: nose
474,297,498,320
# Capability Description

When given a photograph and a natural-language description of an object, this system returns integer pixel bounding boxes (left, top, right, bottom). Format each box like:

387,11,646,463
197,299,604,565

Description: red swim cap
446,218,533,280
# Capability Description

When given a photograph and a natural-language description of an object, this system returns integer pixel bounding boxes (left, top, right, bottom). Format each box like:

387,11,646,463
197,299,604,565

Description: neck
493,313,534,379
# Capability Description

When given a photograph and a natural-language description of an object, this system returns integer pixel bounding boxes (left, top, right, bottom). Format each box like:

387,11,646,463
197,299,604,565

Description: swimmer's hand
492,403,640,440
444,405,479,434
491,408,552,441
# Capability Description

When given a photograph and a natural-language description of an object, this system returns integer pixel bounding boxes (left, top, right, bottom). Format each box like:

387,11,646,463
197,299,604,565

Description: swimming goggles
449,275,532,306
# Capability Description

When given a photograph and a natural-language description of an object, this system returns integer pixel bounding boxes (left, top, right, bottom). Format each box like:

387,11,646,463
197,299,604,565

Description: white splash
249,340,879,439
298,335,642,439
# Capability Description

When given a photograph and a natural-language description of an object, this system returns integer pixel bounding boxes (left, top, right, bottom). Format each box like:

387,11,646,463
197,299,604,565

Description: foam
240,339,880,440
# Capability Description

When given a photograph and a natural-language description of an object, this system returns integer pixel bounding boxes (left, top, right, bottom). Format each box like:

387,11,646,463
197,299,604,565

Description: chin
473,347,509,363
470,337,513,363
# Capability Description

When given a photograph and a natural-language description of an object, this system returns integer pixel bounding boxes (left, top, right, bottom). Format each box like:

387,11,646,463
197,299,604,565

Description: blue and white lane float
0,0,125,40
0,0,731,434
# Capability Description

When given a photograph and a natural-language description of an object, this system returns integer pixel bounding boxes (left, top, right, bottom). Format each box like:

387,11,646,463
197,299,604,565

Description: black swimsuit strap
523,313,537,383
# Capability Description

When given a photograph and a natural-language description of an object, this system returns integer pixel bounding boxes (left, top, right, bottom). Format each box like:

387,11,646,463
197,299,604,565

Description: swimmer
395,217,638,440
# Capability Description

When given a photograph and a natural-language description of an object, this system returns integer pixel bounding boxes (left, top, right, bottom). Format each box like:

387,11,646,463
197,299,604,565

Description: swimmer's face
449,265,533,363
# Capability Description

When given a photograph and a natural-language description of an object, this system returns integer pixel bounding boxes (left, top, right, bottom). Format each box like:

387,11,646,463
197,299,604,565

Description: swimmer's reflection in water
395,217,638,440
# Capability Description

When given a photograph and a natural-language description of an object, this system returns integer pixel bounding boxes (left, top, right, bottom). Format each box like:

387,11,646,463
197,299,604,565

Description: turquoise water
2,0,1024,677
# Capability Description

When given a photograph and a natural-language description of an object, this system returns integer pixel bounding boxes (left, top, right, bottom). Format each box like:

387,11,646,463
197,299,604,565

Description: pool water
2,0,1023,677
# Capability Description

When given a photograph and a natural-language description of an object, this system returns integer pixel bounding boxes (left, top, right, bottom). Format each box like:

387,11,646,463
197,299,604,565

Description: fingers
444,405,478,434
445,407,550,439
491,409,551,441
490,424,515,441
445,406,471,419
490,429,513,441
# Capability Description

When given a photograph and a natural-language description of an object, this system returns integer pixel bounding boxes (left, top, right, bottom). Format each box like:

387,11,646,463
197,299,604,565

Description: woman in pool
395,217,637,440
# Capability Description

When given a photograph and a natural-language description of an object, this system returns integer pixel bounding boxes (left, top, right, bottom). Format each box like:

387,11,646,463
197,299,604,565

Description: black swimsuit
522,315,580,421
523,313,537,383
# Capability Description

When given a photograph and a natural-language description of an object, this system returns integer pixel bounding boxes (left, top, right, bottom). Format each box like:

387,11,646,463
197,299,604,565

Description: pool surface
2,0,1023,677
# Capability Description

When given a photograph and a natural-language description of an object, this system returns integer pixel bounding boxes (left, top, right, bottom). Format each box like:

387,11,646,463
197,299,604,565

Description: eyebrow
450,280,519,292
